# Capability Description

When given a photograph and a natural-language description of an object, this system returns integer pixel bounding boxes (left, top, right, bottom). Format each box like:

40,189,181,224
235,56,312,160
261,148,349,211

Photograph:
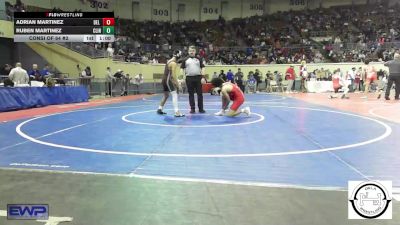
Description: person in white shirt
8,62,29,85
299,60,308,92
105,67,114,96
212,72,218,79
377,72,389,100
346,67,356,92
106,44,114,58
133,73,144,94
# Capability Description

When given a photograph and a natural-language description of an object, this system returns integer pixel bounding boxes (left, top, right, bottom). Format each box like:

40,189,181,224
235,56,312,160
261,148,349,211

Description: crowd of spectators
4,1,400,65
0,63,146,96
108,2,400,65
316,2,400,62
112,14,318,65
4,0,26,20
0,62,58,87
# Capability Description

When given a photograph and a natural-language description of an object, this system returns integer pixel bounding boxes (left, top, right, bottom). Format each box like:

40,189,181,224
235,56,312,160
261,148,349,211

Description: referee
384,53,400,100
181,46,206,113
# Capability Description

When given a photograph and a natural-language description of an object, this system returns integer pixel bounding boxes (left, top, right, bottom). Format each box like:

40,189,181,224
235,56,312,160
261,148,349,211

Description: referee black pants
185,75,204,111
385,75,400,99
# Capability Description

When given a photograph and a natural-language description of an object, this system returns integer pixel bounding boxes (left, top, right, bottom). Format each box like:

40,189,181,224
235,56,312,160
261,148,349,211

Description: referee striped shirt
181,57,205,76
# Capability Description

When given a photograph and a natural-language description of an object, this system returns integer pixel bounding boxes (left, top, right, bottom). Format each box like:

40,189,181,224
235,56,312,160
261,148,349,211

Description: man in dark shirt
384,53,400,100
219,70,226,81
253,69,262,92
265,70,274,92
235,68,245,92
114,69,124,79
1,64,12,76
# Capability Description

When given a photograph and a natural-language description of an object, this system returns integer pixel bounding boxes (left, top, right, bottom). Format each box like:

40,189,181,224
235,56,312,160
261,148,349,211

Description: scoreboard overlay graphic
13,12,115,42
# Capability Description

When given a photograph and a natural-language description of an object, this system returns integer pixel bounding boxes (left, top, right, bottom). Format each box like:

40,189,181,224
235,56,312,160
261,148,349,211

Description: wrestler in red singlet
211,78,251,117
228,83,245,111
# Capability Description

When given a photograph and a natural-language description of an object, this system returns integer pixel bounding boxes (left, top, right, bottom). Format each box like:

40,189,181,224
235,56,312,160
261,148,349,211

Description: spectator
247,71,254,80
41,64,53,79
29,64,43,82
133,73,144,94
330,69,350,99
265,71,273,92
105,67,114,96
199,48,206,59
253,68,262,92
212,71,218,79
274,71,283,92
122,74,131,96
56,73,66,86
76,64,82,76
8,62,29,85
235,71,245,93
356,67,364,91
226,69,234,83
316,68,324,81
299,61,308,92
285,66,296,93
113,69,125,95
346,67,356,92
81,66,93,77
235,68,243,80
219,70,227,81
106,43,114,57
1,64,12,75
362,60,377,98
247,74,257,94
114,69,124,78
80,66,94,93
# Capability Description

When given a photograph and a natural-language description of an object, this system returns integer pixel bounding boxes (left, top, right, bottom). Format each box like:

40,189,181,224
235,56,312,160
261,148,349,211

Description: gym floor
0,92,399,225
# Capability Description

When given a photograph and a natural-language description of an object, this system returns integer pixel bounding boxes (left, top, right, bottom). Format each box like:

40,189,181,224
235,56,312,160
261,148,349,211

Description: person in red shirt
330,69,350,99
285,65,296,93
362,60,377,98
199,48,206,59
211,78,251,117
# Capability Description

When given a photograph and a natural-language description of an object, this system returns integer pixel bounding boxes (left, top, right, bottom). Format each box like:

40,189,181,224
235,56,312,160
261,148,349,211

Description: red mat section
286,92,400,123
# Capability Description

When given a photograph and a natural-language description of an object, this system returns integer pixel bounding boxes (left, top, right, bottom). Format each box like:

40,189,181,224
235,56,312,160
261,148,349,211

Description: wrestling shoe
214,110,225,116
242,107,251,116
341,94,349,99
174,112,185,117
157,109,167,115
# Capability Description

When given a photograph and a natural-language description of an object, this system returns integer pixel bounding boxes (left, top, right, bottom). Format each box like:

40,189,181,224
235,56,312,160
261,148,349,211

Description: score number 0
102,18,115,26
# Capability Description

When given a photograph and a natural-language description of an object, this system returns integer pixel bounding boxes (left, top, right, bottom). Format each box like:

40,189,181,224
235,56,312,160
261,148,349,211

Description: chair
270,80,278,92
